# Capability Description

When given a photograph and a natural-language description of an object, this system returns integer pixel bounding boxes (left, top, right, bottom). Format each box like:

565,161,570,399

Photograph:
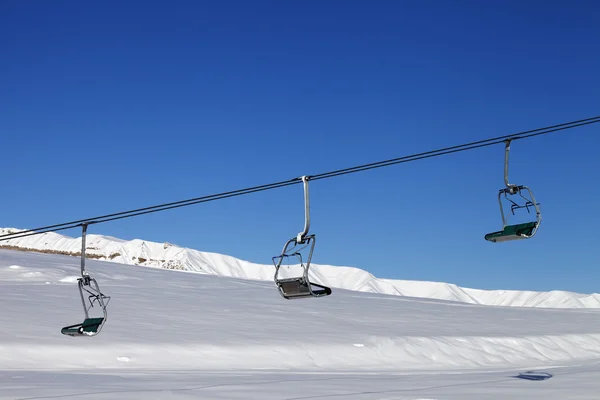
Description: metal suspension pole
504,139,518,194
80,223,88,278
296,175,311,243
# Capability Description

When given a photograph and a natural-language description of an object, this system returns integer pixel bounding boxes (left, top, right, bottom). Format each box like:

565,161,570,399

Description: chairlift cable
0,180,300,240
0,115,598,242
310,117,600,181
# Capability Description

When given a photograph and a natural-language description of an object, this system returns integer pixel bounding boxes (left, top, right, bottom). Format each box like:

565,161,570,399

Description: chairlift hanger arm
504,139,518,194
297,175,311,243
78,221,100,278
80,223,88,278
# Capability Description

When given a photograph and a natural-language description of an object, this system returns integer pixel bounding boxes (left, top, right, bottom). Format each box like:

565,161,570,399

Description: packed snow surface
2,249,600,399
1,227,599,309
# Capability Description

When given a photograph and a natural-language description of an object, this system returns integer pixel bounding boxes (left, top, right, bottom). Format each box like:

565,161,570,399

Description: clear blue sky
1,0,599,293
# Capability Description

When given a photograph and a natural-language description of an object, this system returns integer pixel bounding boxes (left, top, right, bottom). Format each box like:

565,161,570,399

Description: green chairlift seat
485,221,538,243
61,317,105,337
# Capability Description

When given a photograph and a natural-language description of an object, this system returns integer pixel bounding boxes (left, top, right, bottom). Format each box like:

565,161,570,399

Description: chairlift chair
272,176,332,299
61,223,110,337
273,235,331,299
484,139,542,243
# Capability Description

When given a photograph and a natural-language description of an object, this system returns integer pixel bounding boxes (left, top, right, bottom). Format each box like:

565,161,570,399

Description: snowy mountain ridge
1,227,598,309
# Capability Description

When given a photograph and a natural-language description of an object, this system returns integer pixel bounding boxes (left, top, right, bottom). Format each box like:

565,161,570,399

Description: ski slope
2,227,600,309
2,249,600,399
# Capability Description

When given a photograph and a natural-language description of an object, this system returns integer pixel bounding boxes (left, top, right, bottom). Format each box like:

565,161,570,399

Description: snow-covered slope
2,249,600,399
2,249,600,371
1,227,598,309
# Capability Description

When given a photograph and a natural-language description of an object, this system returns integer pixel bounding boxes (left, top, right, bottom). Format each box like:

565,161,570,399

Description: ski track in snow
3,363,600,400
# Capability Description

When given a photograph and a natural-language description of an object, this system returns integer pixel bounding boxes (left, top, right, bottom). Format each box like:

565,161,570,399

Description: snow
4,365,600,400
2,248,600,398
58,275,80,283
2,227,600,309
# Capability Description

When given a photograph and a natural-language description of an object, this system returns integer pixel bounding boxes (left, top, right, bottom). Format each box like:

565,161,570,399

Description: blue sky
1,0,599,293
